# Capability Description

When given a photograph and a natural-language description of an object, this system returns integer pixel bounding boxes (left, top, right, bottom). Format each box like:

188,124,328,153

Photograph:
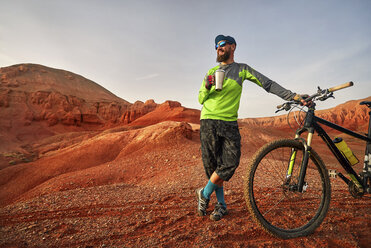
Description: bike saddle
360,101,371,108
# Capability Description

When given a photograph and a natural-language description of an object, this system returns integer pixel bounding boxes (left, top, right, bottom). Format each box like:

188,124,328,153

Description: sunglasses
215,40,229,50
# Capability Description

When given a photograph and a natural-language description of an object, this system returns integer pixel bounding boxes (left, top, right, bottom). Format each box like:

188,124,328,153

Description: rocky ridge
0,64,200,153
240,97,371,131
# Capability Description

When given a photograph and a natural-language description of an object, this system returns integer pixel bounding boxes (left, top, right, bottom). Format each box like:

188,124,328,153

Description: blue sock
215,185,227,208
202,180,217,199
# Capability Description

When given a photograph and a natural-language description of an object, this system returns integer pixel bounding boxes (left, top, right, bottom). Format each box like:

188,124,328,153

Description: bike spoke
261,194,286,217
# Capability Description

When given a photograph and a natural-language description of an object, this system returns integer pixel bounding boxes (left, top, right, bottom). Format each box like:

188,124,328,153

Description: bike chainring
348,181,364,198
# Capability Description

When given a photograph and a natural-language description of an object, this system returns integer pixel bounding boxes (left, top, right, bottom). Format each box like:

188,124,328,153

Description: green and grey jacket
198,62,296,121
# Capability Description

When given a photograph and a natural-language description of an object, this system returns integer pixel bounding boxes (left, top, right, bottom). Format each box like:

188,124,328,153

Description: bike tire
244,139,331,239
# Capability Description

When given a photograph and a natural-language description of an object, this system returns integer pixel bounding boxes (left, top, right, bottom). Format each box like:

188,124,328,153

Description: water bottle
214,69,225,91
333,137,359,166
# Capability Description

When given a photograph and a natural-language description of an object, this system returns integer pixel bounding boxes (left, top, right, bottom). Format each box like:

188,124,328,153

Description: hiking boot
210,202,228,221
196,187,209,216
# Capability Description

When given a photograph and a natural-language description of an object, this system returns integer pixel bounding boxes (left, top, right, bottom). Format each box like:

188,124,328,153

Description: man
196,34,308,221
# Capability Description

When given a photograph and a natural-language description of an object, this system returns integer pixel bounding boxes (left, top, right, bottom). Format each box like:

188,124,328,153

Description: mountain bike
244,82,371,239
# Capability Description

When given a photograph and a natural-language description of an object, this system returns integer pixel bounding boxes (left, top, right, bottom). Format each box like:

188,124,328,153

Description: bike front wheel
244,139,331,239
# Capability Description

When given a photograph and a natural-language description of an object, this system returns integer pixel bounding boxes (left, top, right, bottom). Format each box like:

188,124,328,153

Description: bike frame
290,105,371,192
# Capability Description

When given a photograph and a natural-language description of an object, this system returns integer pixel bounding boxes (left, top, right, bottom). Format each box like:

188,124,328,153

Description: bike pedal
328,169,337,178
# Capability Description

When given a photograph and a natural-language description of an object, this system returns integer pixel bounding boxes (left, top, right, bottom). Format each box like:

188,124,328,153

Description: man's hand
293,94,312,106
205,75,214,90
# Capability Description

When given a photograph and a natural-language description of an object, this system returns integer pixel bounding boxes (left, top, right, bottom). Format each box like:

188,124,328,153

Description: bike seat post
362,101,371,165
360,101,371,140
367,106,371,192
360,101,371,193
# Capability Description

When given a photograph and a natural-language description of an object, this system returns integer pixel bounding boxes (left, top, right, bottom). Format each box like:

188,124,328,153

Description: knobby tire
244,139,331,239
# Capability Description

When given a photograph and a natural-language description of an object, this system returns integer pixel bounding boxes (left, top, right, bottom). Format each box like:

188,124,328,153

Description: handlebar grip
328,81,353,92
276,104,284,109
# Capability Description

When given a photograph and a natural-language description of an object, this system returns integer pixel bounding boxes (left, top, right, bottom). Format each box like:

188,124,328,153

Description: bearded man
196,34,309,221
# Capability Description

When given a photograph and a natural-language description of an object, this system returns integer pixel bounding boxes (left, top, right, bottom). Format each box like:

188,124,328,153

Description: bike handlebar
276,102,290,110
276,82,354,112
328,81,353,92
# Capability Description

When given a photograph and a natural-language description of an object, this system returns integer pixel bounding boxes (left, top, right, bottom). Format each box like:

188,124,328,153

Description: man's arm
242,64,296,101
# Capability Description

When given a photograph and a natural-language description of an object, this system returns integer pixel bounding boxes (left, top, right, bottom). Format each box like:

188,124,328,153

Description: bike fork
298,131,313,192
286,130,314,192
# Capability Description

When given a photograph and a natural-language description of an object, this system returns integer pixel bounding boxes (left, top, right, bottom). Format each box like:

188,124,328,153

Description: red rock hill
0,64,200,152
240,97,371,132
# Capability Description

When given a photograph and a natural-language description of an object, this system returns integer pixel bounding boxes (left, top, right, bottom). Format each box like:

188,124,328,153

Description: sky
1,0,370,118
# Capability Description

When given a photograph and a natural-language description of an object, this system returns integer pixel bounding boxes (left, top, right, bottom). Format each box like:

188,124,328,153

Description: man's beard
217,49,231,62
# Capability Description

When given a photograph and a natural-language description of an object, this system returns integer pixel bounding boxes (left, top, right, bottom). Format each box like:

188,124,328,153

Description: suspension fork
286,133,301,181
297,129,314,192
286,108,315,192
286,128,313,190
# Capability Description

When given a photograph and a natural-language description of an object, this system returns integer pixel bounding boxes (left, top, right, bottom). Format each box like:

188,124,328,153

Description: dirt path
1,176,370,248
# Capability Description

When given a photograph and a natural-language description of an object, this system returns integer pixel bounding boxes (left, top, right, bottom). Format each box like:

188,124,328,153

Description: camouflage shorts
200,119,241,181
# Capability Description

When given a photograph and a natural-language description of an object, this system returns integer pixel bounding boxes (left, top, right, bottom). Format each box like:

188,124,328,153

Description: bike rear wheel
244,139,331,239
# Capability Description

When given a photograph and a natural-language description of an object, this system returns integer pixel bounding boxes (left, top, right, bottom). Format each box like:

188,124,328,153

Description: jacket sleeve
198,74,210,104
242,65,296,101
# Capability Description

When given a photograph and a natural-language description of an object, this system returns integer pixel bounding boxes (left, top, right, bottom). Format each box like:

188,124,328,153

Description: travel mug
214,69,225,91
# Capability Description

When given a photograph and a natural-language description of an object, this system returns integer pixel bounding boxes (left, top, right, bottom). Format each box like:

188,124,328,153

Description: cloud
285,42,371,85
135,73,160,81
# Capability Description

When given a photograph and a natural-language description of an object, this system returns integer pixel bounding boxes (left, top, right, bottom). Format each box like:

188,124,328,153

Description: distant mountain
0,64,200,152
240,96,371,132
1,63,368,154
